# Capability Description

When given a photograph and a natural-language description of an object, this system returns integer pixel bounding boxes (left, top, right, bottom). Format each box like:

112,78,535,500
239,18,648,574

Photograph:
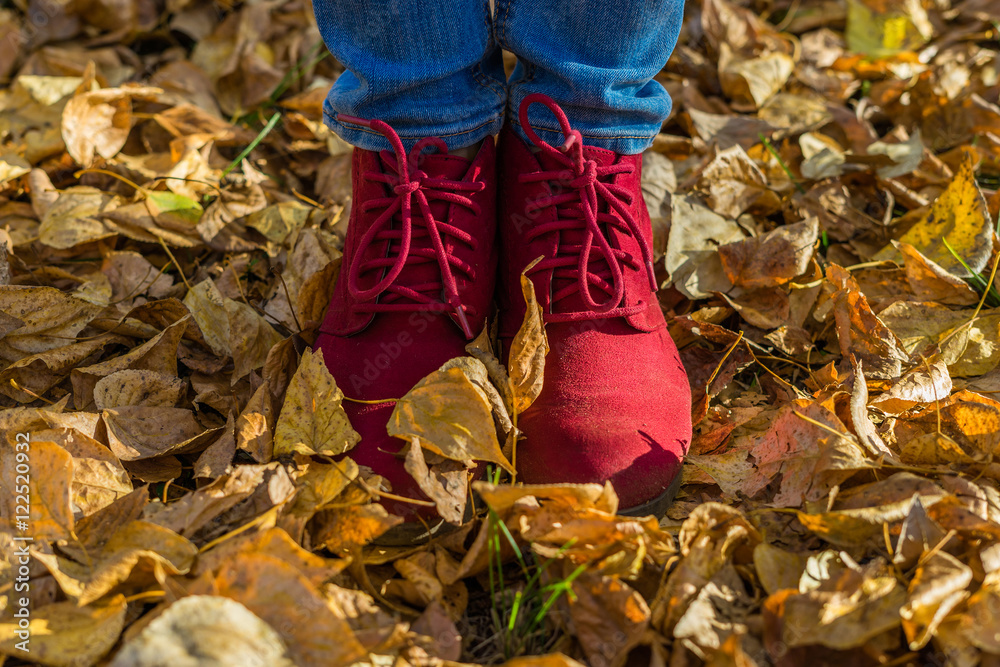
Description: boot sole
617,471,684,519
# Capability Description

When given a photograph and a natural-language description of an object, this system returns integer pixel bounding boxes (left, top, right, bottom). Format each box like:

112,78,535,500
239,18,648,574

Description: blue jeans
313,0,685,155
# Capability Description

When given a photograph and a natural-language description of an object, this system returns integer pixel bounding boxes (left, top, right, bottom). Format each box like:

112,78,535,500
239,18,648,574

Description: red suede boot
314,118,496,520
498,94,691,515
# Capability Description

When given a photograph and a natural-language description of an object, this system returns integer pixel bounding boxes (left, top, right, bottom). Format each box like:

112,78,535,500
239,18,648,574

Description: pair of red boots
314,95,691,521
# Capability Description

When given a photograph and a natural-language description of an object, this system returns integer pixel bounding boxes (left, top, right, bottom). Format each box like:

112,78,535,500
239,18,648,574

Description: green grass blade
221,113,281,180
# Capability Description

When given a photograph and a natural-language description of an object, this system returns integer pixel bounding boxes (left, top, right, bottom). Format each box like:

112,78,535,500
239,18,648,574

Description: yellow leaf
34,426,131,516
685,450,755,497
237,382,275,463
567,571,650,667
781,561,907,650
93,369,186,409
962,570,1000,652
144,190,203,226
389,365,511,470
103,406,218,461
273,348,360,456
473,480,617,515
0,152,30,185
402,437,469,524
718,218,818,289
314,503,404,552
846,0,932,57
247,201,311,244
508,258,549,415
38,186,117,249
876,156,994,277
0,335,125,404
753,542,812,595
901,551,972,650
500,656,587,667
1,439,74,541
33,520,197,606
72,316,188,409
0,595,127,667
719,43,795,111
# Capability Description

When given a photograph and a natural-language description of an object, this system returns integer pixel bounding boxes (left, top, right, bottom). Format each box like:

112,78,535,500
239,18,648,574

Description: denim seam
478,0,506,103
471,62,506,105
499,0,513,50
484,0,494,45
332,115,502,140
505,61,538,126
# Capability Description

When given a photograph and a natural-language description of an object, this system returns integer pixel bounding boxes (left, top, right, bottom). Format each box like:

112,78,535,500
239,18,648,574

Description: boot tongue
533,144,617,173
375,149,474,310
379,150,471,182
534,146,622,315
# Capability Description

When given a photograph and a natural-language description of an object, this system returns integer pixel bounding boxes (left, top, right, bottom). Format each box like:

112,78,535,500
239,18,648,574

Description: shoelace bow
517,94,657,314
338,114,484,338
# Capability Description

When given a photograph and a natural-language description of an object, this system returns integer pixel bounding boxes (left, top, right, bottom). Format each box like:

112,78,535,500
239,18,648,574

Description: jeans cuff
506,115,658,156
325,112,505,153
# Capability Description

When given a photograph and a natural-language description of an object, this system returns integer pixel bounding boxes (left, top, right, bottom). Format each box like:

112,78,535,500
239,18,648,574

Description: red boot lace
517,94,657,316
338,114,484,339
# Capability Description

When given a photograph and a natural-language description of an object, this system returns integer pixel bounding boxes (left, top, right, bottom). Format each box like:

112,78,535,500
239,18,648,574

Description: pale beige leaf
62,85,162,166
93,369,186,410
38,186,117,249
237,381,274,463
110,596,293,667
403,438,469,525
273,348,360,456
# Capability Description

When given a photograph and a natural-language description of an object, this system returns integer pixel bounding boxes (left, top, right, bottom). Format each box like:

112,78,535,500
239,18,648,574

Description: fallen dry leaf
389,363,511,470
273,347,360,457
875,156,995,278
213,552,367,667
508,258,549,415
110,595,294,667
62,85,162,166
0,595,127,666
718,218,818,288
1,439,74,541
0,1,998,664
33,519,197,606
103,406,218,461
